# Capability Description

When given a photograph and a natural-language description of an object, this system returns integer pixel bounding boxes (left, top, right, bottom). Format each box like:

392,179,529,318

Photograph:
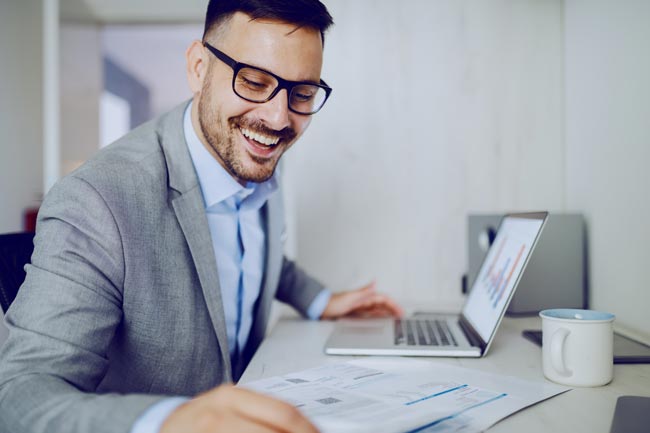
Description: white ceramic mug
539,308,615,387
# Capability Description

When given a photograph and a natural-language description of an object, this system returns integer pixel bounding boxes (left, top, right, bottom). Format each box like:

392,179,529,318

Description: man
0,1,402,432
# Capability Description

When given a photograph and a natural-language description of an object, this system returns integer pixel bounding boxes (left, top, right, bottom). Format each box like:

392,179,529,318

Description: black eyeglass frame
203,42,332,115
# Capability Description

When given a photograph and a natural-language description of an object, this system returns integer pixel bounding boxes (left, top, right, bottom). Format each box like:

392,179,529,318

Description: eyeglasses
203,42,332,115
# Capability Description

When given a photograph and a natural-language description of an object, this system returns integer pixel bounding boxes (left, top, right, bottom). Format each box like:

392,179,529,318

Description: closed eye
293,91,316,102
240,76,268,90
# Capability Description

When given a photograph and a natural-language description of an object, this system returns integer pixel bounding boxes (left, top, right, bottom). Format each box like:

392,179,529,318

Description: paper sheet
242,358,568,433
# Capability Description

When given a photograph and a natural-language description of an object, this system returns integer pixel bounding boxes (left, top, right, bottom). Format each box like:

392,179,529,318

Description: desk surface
240,316,650,432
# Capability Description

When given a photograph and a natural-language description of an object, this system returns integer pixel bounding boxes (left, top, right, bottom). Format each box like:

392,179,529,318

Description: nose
259,88,291,131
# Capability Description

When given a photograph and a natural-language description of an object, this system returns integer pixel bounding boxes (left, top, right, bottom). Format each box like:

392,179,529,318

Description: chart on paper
242,359,567,433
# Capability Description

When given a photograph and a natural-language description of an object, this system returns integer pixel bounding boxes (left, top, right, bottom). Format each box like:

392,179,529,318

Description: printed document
243,358,568,433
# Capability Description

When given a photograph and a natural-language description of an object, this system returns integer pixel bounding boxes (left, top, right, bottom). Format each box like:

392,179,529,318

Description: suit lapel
172,191,232,380
159,101,232,380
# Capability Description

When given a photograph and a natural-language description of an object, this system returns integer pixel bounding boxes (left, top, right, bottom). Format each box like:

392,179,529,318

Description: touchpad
338,320,388,336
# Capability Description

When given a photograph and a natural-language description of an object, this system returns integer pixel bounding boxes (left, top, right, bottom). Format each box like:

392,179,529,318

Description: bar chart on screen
481,237,527,310
462,216,544,340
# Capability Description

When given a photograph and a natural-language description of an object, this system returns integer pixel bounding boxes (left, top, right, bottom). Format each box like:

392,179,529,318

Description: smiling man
0,1,402,433
193,19,321,183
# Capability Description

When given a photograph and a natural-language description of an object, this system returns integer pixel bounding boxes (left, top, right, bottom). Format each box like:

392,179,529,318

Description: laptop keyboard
394,319,459,347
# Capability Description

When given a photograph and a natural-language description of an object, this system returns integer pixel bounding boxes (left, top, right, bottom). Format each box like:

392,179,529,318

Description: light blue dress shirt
130,102,331,433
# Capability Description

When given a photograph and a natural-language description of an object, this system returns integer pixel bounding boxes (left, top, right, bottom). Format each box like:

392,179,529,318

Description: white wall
0,1,44,232
0,0,44,344
102,25,199,117
3,1,647,342
59,23,199,175
61,0,207,23
287,0,564,309
60,24,102,176
565,0,650,337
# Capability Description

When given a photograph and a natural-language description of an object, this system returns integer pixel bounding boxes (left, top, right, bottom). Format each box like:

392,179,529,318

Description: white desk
240,316,650,432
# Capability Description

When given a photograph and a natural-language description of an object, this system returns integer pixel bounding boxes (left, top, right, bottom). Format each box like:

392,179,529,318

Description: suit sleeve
0,175,166,433
274,256,326,317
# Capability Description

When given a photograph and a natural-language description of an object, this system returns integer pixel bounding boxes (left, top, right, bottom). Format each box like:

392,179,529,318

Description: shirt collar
183,101,278,212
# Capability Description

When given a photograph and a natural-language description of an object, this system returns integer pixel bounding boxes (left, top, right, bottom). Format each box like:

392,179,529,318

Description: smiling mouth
240,127,281,148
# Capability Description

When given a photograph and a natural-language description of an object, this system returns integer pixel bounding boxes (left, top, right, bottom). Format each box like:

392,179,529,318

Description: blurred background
0,0,648,343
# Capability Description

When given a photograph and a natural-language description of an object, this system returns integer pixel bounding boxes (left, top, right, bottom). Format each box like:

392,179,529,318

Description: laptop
325,211,548,357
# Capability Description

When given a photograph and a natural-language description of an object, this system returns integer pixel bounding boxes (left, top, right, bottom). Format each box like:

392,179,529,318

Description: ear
186,40,208,95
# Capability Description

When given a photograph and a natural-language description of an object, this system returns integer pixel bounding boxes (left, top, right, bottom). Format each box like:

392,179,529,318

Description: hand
160,384,319,433
320,281,404,319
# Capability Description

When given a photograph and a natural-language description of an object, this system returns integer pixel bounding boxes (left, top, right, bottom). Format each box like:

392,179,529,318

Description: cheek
202,74,250,119
292,116,312,137
220,93,260,122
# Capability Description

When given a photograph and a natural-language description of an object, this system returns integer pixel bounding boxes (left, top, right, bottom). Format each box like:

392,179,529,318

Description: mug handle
550,327,572,377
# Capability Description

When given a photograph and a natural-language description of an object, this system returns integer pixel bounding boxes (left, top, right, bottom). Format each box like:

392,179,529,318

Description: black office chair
0,232,35,313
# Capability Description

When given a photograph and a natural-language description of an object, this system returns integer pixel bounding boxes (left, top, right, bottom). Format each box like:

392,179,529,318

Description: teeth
241,128,280,146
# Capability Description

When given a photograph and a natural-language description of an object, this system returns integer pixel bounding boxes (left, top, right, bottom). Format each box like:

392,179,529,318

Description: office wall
0,0,44,344
58,24,199,175
286,0,564,308
0,1,44,232
102,25,199,118
565,0,650,337
3,1,646,343
60,24,102,176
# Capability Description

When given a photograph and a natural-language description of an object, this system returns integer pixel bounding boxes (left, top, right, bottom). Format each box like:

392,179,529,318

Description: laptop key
424,320,439,346
443,321,458,346
394,319,405,345
406,321,416,346
435,320,450,346
416,320,428,345
397,319,461,347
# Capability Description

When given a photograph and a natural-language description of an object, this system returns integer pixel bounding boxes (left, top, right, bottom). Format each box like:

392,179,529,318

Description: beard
197,72,298,184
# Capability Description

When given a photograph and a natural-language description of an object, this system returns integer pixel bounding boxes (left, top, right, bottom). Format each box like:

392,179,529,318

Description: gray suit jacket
0,102,324,433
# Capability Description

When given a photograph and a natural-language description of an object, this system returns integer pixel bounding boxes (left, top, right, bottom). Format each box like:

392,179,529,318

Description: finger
356,294,404,317
361,280,377,292
322,282,383,319
217,412,286,433
217,387,319,433
350,304,395,318
377,295,404,317
366,305,402,318
236,397,318,433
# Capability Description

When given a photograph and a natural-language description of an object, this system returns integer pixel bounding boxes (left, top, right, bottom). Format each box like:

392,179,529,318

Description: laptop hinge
459,315,486,352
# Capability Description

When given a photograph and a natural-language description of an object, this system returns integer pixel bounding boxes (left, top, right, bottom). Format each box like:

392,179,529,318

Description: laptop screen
462,214,546,342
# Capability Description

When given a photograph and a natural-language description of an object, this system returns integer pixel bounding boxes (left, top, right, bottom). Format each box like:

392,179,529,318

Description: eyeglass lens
235,67,327,114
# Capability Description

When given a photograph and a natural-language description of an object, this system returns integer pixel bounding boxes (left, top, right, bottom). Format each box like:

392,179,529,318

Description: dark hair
203,0,334,44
